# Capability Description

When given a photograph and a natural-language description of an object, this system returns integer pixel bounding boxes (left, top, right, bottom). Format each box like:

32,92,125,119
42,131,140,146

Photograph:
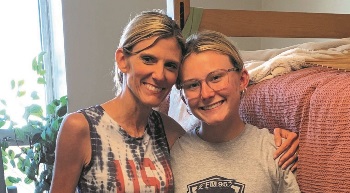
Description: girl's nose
200,82,215,100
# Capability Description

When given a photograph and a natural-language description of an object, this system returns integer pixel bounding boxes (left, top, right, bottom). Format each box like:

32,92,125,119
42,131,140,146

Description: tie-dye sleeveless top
77,105,174,193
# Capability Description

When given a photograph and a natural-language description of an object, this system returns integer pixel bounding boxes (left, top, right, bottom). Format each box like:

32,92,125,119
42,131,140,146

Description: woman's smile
143,82,164,93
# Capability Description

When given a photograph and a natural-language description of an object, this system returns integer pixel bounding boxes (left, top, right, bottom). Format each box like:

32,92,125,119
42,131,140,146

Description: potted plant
0,52,67,193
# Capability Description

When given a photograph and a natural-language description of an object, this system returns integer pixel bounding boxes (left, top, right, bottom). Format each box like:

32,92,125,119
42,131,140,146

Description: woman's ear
115,48,129,73
240,69,250,90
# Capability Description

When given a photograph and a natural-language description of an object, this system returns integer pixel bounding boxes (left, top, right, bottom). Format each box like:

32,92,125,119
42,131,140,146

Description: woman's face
116,36,182,107
181,51,248,125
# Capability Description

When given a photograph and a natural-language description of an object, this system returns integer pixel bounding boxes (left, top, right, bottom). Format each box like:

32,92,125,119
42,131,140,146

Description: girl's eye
183,81,200,90
208,72,225,83
141,56,156,64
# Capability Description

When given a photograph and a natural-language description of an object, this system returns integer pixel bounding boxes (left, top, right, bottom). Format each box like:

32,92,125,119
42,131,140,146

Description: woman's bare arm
49,113,91,193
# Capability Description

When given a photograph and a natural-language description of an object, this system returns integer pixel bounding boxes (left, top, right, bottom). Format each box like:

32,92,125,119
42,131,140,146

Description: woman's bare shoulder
158,111,185,148
58,112,90,139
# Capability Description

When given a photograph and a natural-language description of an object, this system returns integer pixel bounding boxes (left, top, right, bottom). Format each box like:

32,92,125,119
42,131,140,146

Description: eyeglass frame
179,67,239,101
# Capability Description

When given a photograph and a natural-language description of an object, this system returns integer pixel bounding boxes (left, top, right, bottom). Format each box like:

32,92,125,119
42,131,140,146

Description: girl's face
116,36,182,107
181,51,248,125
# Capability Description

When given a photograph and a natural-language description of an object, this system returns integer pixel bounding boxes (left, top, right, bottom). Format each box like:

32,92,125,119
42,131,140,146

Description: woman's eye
165,62,178,71
141,56,156,64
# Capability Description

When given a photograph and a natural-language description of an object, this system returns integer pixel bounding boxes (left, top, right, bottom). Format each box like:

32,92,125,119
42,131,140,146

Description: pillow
168,86,200,131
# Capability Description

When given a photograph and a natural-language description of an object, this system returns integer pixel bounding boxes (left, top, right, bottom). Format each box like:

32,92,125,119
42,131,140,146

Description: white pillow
168,86,200,131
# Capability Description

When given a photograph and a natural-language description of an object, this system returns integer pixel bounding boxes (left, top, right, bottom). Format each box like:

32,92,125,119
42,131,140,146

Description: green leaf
8,149,15,159
38,51,45,65
46,127,53,140
52,99,60,106
51,119,60,131
1,143,9,151
0,99,6,105
26,161,37,180
23,104,43,120
37,77,46,84
13,127,27,142
46,103,56,115
32,56,38,71
0,109,6,115
0,120,5,128
31,91,40,100
2,155,8,164
10,159,16,168
17,90,26,97
24,177,34,184
24,158,32,171
60,95,68,105
41,130,47,141
6,176,21,186
16,158,25,173
11,80,15,89
38,69,46,76
18,80,25,87
26,148,34,159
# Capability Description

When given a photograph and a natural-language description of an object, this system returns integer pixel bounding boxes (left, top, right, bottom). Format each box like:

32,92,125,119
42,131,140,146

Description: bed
164,0,350,192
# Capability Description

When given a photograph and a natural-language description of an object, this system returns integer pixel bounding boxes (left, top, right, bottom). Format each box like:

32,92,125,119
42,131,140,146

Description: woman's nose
152,64,166,81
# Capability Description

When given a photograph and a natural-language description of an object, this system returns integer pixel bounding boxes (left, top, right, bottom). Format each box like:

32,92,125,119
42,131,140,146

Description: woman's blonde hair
115,10,185,94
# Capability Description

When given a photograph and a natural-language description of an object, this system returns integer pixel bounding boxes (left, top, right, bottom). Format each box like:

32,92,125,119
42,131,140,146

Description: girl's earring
240,87,247,99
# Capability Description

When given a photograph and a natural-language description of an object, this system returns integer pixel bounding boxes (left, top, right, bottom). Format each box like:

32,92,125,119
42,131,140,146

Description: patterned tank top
77,105,174,193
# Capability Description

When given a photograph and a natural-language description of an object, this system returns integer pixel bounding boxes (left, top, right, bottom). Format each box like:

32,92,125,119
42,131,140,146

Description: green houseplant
0,52,67,193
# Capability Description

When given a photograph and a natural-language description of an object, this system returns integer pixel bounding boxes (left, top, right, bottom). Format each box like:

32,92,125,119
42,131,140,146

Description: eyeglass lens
182,69,229,99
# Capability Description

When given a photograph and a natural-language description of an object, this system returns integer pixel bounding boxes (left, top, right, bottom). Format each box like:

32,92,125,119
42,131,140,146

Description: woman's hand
273,128,299,172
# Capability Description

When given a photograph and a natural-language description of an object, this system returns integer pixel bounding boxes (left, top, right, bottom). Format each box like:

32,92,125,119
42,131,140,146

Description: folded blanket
241,38,350,84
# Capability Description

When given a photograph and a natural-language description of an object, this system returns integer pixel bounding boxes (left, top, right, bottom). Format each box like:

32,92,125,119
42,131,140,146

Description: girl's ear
115,48,129,73
240,69,250,90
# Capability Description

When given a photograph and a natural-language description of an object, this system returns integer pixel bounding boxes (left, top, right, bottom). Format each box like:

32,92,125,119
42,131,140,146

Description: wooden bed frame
167,0,350,38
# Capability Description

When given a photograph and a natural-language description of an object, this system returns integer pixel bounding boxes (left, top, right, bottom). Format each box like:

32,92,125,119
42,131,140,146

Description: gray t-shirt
170,124,300,193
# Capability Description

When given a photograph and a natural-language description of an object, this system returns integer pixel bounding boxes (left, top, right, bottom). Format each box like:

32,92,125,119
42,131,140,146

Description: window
0,0,66,192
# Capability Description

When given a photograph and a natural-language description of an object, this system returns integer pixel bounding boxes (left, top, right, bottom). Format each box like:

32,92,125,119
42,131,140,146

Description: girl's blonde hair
176,30,244,89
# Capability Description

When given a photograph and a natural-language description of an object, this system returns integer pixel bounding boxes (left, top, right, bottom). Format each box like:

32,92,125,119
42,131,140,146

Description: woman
50,10,186,193
171,30,300,192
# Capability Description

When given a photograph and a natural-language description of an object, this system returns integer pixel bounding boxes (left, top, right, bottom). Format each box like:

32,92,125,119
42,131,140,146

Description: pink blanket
240,66,350,192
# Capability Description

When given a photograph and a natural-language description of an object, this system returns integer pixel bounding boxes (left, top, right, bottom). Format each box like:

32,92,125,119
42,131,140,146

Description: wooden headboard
167,0,350,38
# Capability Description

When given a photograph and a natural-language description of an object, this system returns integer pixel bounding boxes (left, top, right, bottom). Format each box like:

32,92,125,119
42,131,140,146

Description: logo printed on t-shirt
186,175,245,193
